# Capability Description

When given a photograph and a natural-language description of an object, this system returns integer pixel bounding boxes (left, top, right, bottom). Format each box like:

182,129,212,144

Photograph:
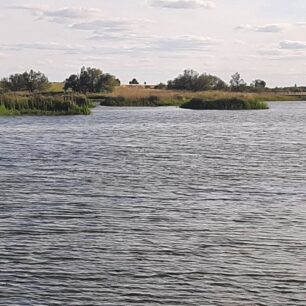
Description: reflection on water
0,102,306,305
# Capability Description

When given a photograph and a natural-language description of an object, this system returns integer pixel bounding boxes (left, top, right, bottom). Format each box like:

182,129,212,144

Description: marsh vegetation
180,98,269,110
0,94,91,116
0,67,118,115
93,86,301,107
0,67,304,115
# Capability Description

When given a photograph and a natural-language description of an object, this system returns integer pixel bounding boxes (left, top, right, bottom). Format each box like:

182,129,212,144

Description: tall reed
0,94,90,115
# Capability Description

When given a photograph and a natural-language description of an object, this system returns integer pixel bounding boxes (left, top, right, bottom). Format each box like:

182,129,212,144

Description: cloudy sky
1,0,306,86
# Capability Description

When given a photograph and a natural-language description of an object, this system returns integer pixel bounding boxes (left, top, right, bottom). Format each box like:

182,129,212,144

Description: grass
87,86,304,107
49,82,64,92
2,85,300,115
98,95,186,107
0,93,91,116
180,98,269,110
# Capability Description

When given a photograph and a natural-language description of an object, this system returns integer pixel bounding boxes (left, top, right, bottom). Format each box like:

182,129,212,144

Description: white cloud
235,24,253,30
280,40,306,49
42,7,103,19
0,42,85,53
152,35,221,51
8,5,104,21
235,23,288,33
295,22,306,27
89,34,221,53
258,49,282,56
267,54,306,61
3,1,306,86
150,0,216,9
8,4,147,36
256,24,287,33
257,44,306,62
71,20,131,33
234,40,245,45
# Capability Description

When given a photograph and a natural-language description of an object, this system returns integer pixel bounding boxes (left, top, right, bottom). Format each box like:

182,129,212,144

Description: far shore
1,84,305,116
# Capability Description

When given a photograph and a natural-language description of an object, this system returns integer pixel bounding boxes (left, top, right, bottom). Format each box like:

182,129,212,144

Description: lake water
0,102,305,306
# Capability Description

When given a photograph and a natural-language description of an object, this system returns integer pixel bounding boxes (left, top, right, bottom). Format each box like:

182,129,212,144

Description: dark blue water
0,102,305,305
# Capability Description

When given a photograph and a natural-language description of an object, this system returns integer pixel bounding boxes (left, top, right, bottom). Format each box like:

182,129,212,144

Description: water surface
0,102,306,305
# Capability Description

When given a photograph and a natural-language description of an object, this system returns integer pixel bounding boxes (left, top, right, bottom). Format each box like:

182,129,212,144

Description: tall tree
64,67,120,93
230,72,246,91
252,79,266,89
167,70,227,91
1,70,50,92
129,78,139,85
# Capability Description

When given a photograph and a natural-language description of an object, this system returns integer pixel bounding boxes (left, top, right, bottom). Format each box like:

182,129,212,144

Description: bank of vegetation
93,70,305,107
0,93,91,116
0,67,304,115
93,86,300,107
0,67,119,115
180,98,269,110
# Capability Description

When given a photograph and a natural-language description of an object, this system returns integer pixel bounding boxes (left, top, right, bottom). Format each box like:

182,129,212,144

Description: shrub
1,70,50,92
167,70,227,91
64,67,120,93
180,98,269,110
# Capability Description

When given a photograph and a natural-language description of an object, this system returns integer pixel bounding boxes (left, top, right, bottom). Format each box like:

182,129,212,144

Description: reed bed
99,95,186,107
180,98,269,110
0,94,91,115
88,86,301,107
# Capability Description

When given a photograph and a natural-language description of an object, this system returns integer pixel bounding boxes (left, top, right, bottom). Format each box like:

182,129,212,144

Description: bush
180,98,269,110
99,95,161,106
167,70,227,91
154,83,167,90
1,70,50,92
64,67,120,93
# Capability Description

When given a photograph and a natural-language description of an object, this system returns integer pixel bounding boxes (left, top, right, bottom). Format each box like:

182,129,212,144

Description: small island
180,98,269,110
0,93,91,116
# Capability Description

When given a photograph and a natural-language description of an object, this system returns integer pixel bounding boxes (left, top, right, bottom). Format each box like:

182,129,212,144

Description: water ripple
0,102,306,305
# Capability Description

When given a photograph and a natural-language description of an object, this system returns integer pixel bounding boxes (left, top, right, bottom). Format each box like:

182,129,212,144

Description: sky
1,0,306,86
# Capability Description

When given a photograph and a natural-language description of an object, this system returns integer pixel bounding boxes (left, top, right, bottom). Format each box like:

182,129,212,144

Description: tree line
1,70,50,92
0,67,120,93
159,70,267,92
64,67,120,93
1,67,305,94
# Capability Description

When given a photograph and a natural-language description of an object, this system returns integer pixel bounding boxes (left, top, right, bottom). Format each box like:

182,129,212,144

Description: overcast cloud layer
1,0,306,86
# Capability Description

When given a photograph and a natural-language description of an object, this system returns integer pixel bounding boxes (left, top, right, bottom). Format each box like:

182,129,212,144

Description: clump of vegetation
100,95,160,106
154,83,167,90
89,85,303,107
99,95,185,107
48,82,64,93
166,70,271,93
180,98,269,110
167,69,227,91
0,93,91,115
1,70,50,92
229,72,247,92
64,67,120,94
129,78,139,85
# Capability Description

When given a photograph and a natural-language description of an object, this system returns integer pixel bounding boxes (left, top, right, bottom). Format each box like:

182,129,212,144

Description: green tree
64,67,120,93
167,69,199,91
64,74,79,92
230,72,247,91
129,78,139,85
1,70,50,92
154,82,167,89
252,79,266,89
167,70,227,91
25,70,50,92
